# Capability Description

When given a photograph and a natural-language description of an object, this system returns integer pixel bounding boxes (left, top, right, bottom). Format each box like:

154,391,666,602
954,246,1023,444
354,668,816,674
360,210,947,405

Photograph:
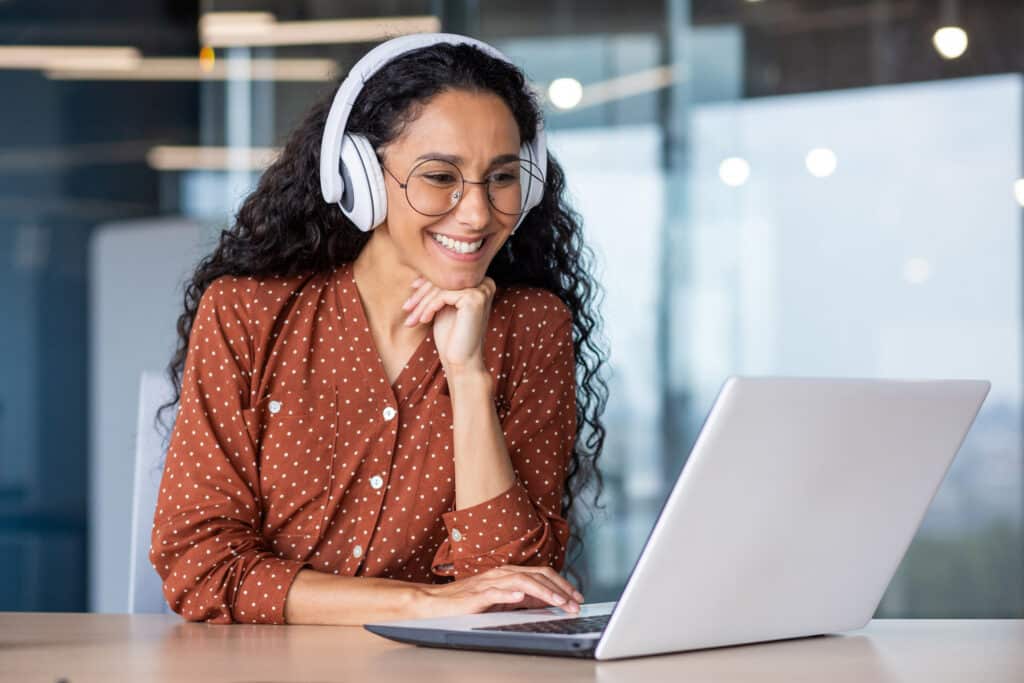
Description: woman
150,34,608,626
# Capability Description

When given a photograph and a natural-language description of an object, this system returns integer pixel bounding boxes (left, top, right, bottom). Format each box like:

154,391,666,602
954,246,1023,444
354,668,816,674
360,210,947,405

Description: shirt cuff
438,478,541,564
233,555,311,624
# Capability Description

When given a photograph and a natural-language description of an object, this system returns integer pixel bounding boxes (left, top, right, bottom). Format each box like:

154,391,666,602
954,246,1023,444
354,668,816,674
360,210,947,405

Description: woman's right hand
411,565,585,619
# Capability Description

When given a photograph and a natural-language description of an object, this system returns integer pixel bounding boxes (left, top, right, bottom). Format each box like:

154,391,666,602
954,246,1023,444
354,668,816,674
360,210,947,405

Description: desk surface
1,612,1021,682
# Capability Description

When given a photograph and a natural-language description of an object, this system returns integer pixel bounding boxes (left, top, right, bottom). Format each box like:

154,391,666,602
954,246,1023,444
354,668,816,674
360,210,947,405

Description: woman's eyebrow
414,152,520,166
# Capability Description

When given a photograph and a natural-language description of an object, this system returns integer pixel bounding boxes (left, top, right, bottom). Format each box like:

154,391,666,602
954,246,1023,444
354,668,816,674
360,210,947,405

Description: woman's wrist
445,364,492,397
284,568,429,625
407,582,440,620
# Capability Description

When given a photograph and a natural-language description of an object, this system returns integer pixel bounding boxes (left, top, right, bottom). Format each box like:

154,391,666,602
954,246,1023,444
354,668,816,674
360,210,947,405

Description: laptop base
363,623,599,658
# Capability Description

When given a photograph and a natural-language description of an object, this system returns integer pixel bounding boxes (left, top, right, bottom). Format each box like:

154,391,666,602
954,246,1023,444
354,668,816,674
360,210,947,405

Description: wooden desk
1,613,1021,682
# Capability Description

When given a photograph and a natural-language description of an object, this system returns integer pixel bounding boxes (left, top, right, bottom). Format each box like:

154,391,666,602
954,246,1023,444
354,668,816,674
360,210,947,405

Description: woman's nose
453,181,491,226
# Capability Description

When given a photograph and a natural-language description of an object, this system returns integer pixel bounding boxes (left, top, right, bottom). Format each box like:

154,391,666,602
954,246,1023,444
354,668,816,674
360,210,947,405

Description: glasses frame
380,156,541,218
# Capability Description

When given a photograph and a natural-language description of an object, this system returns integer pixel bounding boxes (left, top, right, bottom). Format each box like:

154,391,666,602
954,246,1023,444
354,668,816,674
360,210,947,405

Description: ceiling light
46,57,337,81
199,11,276,33
932,26,968,59
199,13,441,47
547,78,583,109
146,146,281,171
198,46,216,73
0,46,141,71
805,148,837,178
719,157,750,187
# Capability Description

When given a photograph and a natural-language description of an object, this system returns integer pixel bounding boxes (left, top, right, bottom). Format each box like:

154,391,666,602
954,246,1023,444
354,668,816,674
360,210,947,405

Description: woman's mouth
428,232,489,261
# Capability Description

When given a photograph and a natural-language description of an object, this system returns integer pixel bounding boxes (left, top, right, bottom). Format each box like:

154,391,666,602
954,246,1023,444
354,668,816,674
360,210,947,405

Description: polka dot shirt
149,261,577,624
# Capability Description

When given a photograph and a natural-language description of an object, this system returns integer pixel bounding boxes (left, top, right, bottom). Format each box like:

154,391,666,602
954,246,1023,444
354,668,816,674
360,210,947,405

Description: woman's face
377,88,522,291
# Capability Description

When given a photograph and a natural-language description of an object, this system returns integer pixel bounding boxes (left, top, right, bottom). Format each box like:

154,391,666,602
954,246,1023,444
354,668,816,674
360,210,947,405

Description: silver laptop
364,376,990,660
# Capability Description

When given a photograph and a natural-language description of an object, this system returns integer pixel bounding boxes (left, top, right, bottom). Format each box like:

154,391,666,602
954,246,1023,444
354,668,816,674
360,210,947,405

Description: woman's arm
283,569,421,625
431,294,577,579
404,278,576,579
150,279,313,624
285,565,583,624
448,369,515,509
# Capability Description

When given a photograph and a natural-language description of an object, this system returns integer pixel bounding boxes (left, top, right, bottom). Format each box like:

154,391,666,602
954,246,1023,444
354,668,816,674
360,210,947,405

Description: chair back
128,370,177,614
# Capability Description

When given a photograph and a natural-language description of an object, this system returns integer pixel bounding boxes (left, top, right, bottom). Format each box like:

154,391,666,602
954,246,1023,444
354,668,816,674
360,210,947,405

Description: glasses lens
406,159,463,216
486,160,525,215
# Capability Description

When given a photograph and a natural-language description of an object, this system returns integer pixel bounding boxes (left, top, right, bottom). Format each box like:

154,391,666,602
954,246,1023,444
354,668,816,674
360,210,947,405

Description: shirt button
451,529,463,542
353,544,363,558
269,400,282,414
369,475,384,490
382,406,396,421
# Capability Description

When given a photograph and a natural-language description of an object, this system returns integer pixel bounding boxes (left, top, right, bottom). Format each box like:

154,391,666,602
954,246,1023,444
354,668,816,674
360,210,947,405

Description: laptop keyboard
473,613,610,635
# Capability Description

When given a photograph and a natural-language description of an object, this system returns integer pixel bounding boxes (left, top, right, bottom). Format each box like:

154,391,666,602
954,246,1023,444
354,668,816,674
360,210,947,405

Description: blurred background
0,0,1020,618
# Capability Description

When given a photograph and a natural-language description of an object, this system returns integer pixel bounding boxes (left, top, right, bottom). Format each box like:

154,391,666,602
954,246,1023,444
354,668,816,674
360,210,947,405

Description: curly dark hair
156,41,609,592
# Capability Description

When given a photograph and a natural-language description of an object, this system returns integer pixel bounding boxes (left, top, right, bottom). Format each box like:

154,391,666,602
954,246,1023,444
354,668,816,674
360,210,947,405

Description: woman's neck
351,230,427,347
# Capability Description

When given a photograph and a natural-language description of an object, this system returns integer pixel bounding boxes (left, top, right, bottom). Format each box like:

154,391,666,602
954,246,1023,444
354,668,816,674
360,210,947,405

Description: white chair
128,370,178,615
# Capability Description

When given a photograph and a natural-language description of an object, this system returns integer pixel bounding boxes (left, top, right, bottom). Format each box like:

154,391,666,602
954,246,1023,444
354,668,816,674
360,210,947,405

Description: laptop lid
594,376,989,659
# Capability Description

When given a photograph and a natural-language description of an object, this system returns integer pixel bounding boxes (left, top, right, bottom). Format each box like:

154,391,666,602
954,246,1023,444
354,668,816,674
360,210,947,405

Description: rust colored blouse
149,261,577,624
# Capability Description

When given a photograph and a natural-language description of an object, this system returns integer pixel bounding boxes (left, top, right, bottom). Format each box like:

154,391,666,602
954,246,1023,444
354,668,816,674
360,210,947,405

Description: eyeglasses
381,157,542,218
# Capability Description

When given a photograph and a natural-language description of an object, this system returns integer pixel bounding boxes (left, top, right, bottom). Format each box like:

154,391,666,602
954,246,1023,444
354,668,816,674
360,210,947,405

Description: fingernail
552,594,565,604
412,277,423,287
573,591,584,602
401,298,411,310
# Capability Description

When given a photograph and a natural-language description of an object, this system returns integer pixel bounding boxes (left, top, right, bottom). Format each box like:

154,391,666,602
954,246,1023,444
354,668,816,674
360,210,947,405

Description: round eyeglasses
381,157,543,218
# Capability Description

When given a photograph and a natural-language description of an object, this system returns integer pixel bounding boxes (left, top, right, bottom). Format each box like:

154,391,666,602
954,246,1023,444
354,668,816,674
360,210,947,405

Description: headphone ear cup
514,141,545,232
338,133,387,231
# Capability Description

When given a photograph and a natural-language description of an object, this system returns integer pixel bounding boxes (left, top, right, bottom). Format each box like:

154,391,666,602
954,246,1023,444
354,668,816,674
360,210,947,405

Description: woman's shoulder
495,284,573,333
202,271,317,307
197,271,325,341
201,270,313,303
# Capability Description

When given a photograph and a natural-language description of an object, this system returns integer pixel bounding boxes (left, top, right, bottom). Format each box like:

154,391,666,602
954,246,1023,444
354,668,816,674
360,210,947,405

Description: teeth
432,233,484,254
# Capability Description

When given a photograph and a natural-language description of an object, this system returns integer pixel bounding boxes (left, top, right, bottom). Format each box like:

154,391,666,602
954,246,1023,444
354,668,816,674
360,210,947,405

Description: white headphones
319,32,547,234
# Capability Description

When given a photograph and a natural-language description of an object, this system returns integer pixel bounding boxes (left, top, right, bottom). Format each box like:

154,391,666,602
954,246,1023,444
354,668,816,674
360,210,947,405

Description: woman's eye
423,173,457,185
489,172,518,186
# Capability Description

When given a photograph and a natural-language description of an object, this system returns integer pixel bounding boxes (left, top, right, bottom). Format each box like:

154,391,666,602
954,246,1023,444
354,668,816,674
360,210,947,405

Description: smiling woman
355,92,520,284
151,33,609,626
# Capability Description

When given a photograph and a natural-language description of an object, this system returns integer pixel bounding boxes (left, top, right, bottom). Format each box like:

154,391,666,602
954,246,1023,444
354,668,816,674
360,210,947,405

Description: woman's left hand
402,275,496,376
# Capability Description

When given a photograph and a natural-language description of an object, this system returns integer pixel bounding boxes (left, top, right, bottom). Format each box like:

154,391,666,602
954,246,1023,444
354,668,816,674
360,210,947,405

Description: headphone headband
319,32,547,233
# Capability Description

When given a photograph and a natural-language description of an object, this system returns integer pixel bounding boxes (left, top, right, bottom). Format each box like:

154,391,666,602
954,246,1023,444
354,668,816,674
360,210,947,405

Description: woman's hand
410,565,585,620
402,275,496,375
